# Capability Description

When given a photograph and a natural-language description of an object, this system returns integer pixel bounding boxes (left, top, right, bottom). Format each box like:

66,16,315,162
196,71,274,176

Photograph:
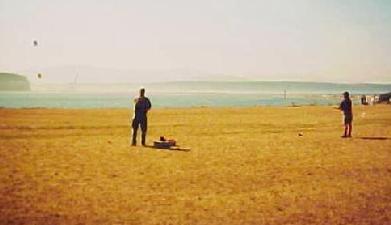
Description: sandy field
0,105,390,225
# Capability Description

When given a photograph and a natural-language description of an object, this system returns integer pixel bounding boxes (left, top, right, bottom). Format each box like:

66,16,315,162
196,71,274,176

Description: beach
0,105,390,224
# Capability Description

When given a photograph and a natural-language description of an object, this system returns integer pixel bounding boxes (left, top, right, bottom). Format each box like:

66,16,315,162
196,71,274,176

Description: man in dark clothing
131,88,152,146
338,91,353,138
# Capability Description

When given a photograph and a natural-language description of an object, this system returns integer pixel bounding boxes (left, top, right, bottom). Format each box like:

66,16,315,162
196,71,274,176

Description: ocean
1,81,390,108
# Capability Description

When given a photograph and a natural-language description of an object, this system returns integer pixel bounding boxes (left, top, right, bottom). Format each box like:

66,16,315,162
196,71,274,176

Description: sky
0,0,391,83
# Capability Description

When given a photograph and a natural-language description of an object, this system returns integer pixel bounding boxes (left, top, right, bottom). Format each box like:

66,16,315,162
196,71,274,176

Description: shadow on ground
143,145,191,152
358,136,390,140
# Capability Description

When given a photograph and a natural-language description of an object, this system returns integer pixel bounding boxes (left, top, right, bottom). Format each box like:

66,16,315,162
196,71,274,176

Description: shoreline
0,103,388,110
3,90,389,108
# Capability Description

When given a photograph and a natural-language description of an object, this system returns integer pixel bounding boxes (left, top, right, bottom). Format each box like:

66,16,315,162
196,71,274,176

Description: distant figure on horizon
338,91,353,138
131,88,152,146
361,95,368,105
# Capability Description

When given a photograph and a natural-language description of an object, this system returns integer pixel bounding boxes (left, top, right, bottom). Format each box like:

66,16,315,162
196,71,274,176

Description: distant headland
0,73,30,91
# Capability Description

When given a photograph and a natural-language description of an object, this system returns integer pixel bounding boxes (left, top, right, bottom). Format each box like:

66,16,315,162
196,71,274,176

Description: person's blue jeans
131,117,148,145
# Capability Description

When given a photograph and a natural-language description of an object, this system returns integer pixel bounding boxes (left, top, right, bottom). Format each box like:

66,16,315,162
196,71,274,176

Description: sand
0,105,390,225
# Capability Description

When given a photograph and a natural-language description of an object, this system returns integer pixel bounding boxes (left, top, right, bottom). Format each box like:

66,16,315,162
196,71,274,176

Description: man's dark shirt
133,97,151,119
340,99,352,116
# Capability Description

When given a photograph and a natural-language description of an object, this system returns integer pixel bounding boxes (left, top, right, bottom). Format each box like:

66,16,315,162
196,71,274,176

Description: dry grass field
0,105,390,225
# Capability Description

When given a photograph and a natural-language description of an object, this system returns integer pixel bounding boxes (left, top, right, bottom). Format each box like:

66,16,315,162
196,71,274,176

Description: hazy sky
1,0,391,83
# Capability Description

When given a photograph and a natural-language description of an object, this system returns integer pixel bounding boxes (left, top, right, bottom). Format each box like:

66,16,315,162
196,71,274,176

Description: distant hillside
0,73,31,91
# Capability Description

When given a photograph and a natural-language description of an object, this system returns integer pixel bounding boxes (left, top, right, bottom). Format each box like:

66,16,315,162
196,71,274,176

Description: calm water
1,81,390,108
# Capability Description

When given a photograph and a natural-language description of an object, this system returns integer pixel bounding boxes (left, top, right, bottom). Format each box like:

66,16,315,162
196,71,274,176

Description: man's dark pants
131,117,148,145
344,114,353,124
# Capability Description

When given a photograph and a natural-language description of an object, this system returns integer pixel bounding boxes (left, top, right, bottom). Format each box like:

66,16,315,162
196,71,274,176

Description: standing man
131,88,152,146
338,91,353,138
